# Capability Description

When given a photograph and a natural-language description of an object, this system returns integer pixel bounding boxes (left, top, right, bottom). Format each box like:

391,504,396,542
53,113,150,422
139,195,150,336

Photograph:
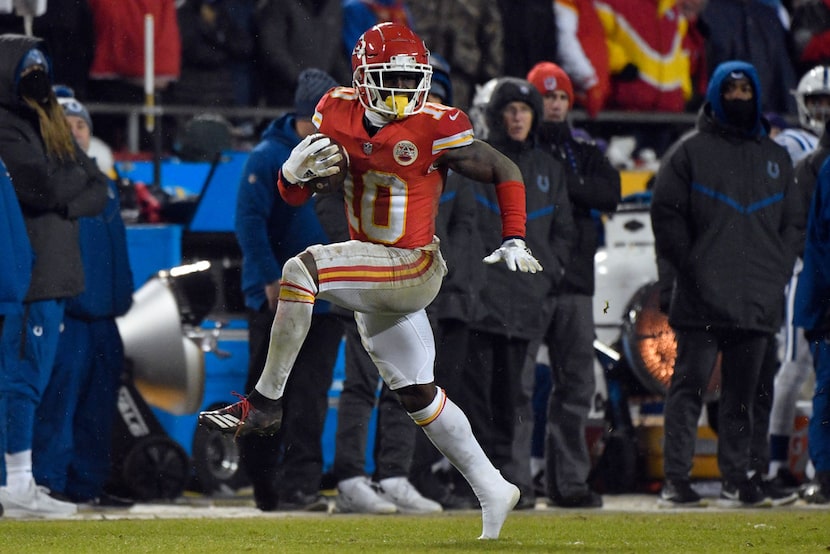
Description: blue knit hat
430,53,453,106
294,68,338,119
18,48,49,75
54,85,93,132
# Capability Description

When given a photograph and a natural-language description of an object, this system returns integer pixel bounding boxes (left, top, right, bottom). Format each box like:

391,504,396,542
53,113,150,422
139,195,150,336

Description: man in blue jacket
233,68,344,511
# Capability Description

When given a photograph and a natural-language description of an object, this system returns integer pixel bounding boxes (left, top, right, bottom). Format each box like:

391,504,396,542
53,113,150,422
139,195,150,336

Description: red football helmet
351,23,432,120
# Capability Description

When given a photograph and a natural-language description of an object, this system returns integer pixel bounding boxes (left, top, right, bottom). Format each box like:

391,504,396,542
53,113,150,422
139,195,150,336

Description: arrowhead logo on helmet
351,23,433,120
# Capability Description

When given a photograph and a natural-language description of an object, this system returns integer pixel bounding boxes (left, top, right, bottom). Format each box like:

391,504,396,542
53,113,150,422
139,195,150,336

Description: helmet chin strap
385,95,409,119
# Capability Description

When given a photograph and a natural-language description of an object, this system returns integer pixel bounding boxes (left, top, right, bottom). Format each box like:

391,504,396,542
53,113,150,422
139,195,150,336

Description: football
307,135,349,194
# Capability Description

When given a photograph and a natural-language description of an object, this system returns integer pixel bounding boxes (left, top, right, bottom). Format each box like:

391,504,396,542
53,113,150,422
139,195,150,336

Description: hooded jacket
0,34,108,302
234,114,331,314
456,77,575,339
651,60,805,334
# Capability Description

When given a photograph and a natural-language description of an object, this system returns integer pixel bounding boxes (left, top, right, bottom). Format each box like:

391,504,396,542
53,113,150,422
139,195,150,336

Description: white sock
254,257,316,400
410,387,519,539
4,450,33,493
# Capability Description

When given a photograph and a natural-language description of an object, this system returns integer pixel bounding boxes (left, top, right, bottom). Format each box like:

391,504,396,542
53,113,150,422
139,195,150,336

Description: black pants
663,328,768,484
541,294,597,499
239,307,342,507
455,329,532,494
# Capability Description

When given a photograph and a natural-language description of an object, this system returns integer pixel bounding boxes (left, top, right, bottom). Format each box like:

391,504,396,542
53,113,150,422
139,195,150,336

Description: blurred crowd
0,0,826,156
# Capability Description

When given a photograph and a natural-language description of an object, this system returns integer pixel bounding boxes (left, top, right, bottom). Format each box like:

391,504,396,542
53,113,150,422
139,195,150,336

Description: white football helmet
794,66,830,135
351,23,432,120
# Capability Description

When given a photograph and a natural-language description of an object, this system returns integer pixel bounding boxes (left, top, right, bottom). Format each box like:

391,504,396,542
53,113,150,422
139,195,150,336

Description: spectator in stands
677,0,709,111
254,0,350,108
0,35,108,518
342,0,411,59
32,92,135,508
86,0,181,152
32,0,94,99
701,0,797,115
449,78,575,509
172,0,254,109
652,60,803,508
790,0,830,77
553,0,610,118
222,0,257,111
497,0,557,81
526,61,621,508
594,0,693,156
408,0,503,110
233,68,344,511
595,0,691,113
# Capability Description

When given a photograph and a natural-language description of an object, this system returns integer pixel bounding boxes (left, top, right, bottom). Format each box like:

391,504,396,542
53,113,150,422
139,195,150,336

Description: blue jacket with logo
652,60,805,333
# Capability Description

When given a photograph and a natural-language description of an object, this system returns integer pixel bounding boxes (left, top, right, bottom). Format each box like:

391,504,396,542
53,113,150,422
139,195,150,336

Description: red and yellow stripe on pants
305,237,447,314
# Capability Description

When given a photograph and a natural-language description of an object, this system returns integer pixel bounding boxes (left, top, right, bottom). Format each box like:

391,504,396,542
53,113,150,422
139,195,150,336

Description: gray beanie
58,96,93,132
294,68,338,119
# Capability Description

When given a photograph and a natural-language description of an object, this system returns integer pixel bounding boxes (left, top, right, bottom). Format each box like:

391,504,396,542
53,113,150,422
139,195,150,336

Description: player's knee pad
279,256,318,304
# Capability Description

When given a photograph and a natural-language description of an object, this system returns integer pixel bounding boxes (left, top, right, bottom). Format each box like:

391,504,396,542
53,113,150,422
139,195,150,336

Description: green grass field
2,510,828,553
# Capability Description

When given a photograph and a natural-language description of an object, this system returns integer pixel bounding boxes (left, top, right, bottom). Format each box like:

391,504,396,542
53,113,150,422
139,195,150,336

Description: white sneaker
336,476,397,514
377,477,443,514
0,480,77,518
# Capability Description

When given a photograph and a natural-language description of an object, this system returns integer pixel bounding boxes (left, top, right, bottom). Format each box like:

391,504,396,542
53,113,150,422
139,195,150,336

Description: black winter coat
537,121,621,296
0,34,108,302
455,137,575,340
651,105,804,334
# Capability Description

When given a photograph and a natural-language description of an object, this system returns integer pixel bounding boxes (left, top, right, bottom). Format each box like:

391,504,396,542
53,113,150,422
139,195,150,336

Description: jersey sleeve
312,87,354,132
427,104,475,155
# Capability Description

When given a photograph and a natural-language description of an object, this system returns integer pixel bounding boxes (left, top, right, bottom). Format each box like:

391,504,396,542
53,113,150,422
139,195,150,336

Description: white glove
483,238,543,273
281,133,343,184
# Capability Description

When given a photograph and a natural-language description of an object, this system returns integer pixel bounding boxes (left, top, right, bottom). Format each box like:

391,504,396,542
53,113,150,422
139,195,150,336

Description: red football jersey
313,87,474,249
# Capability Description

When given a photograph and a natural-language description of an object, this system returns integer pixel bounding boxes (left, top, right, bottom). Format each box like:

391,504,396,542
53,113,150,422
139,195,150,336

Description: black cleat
198,391,283,437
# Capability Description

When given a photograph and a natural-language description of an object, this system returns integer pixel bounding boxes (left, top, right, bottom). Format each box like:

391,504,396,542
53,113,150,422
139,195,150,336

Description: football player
200,23,541,540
